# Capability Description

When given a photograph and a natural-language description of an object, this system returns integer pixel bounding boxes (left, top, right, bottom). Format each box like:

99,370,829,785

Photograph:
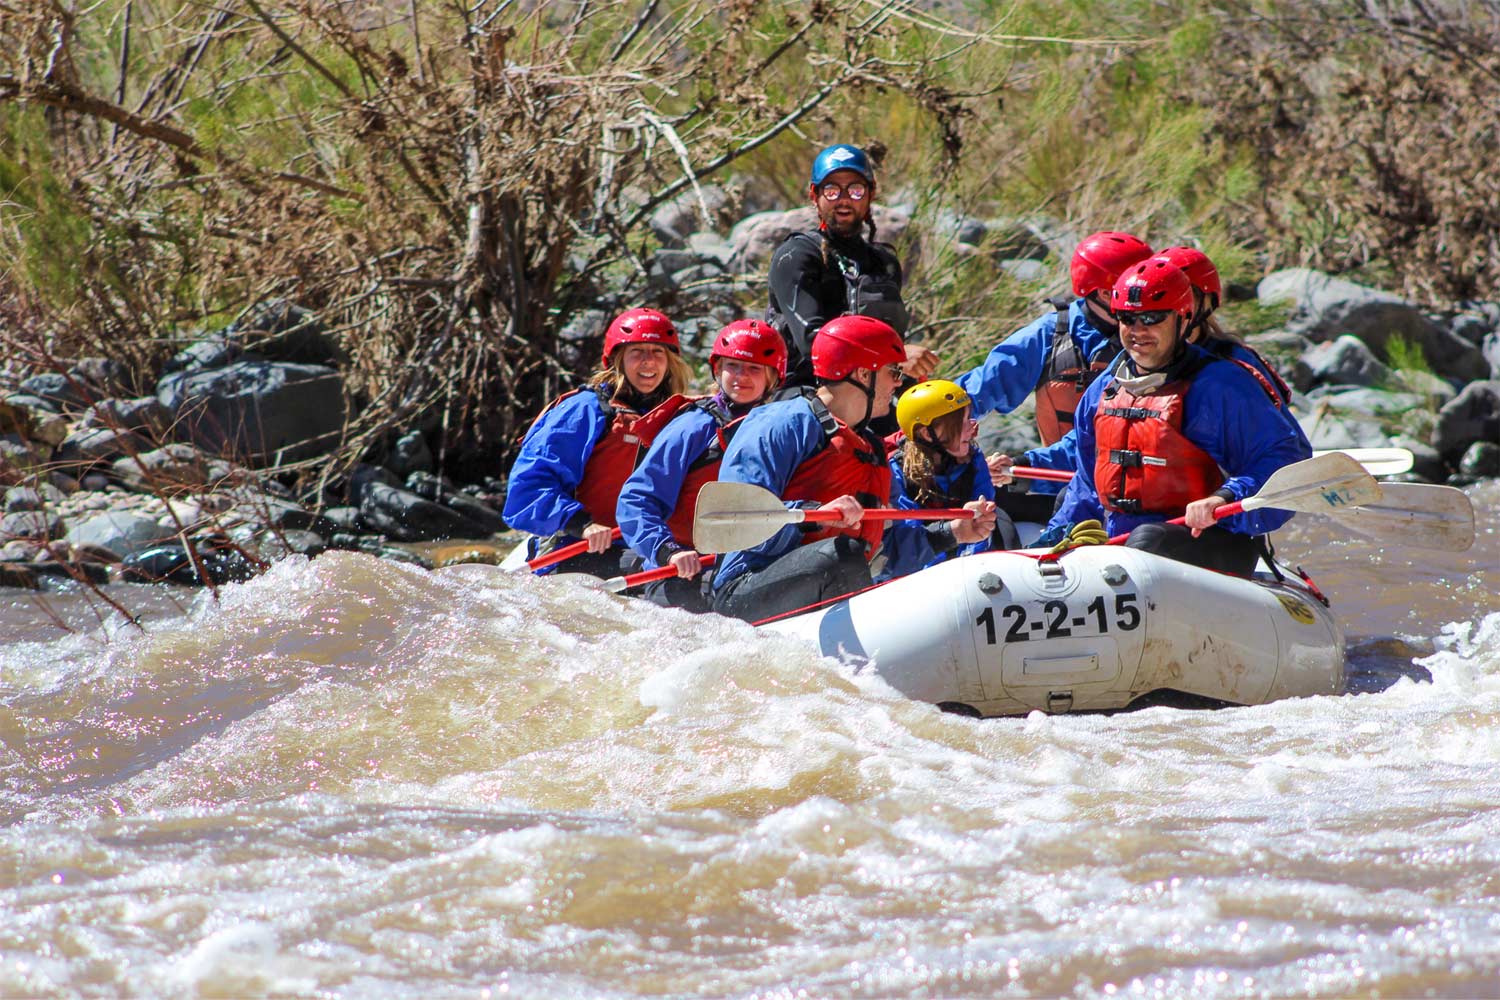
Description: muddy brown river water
2,483,1496,997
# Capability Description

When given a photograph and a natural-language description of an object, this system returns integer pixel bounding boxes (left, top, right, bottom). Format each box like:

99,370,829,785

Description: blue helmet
810,144,873,187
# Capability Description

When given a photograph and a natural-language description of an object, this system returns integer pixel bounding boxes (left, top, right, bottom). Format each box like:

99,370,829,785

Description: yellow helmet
896,379,971,439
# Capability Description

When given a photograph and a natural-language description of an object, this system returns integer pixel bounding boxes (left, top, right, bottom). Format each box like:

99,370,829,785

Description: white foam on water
2,540,1499,996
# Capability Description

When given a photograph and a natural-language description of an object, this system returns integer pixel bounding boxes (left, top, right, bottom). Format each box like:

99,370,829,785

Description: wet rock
0,562,38,590
63,511,170,559
1303,335,1390,388
387,430,433,478
1432,381,1500,462
1459,441,1500,478
1485,332,1500,380
225,493,337,537
120,539,262,585
348,463,402,506
321,506,363,532
2,510,64,541
407,472,507,534
55,427,148,468
247,528,327,561
405,471,461,500
111,443,212,492
157,361,346,465
441,493,508,534
358,482,490,542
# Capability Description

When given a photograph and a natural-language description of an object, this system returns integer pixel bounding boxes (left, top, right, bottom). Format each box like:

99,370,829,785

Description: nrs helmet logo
1276,594,1316,625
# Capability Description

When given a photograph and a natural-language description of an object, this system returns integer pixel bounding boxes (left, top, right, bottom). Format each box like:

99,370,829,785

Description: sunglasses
1116,310,1173,328
817,181,869,201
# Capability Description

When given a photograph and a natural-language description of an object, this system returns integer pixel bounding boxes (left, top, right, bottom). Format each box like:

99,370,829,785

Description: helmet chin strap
837,370,879,429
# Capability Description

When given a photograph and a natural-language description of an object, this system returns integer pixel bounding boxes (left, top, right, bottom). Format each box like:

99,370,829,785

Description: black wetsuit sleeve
768,236,833,383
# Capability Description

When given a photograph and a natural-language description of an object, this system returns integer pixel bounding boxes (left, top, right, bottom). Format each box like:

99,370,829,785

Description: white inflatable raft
759,546,1344,716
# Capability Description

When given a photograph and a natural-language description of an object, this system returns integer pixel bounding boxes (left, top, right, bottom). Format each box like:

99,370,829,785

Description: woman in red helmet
1044,261,1307,575
615,319,788,610
503,307,693,577
709,314,909,622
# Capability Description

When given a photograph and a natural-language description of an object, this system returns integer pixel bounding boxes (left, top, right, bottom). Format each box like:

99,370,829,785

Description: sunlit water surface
1,484,1497,998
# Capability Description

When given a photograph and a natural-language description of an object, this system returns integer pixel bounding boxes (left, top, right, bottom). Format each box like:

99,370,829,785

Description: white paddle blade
1241,452,1383,515
692,480,807,553
1328,482,1475,552
1312,447,1415,476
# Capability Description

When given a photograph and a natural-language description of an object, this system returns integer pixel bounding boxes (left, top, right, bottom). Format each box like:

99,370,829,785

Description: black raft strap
1108,449,1144,468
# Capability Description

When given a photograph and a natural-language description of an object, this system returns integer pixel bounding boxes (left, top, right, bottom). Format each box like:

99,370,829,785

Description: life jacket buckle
1109,448,1144,468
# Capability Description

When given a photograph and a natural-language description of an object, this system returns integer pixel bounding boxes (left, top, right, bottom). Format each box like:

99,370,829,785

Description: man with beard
765,143,937,393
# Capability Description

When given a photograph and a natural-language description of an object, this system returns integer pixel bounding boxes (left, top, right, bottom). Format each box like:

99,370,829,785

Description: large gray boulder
357,482,492,542
1303,335,1390,388
1258,267,1487,382
1432,380,1500,462
157,361,346,465
725,203,911,274
64,511,170,559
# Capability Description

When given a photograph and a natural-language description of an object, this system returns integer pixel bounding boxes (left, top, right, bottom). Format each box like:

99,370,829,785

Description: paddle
1099,452,1383,544
601,554,719,594
1006,448,1413,486
523,526,623,572
1326,482,1475,552
692,480,975,553
1312,447,1414,476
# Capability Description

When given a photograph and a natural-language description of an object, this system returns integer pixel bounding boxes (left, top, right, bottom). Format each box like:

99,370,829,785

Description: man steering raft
1043,259,1311,575
708,315,933,622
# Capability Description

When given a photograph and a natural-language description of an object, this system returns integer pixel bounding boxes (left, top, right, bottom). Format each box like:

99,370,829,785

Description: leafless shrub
2,0,1010,485
1206,0,1500,303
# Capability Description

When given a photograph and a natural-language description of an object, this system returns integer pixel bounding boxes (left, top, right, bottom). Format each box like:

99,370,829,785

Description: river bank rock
157,361,346,465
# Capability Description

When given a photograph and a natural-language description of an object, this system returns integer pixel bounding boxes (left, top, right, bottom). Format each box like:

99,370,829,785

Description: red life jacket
781,396,892,554
530,387,684,530
665,397,736,546
1034,299,1116,446
1094,361,1225,518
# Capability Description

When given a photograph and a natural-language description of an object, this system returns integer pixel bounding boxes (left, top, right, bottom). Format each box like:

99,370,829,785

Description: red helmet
710,319,788,381
1111,260,1195,320
811,315,906,382
602,307,679,366
1071,231,1154,297
1151,246,1222,306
